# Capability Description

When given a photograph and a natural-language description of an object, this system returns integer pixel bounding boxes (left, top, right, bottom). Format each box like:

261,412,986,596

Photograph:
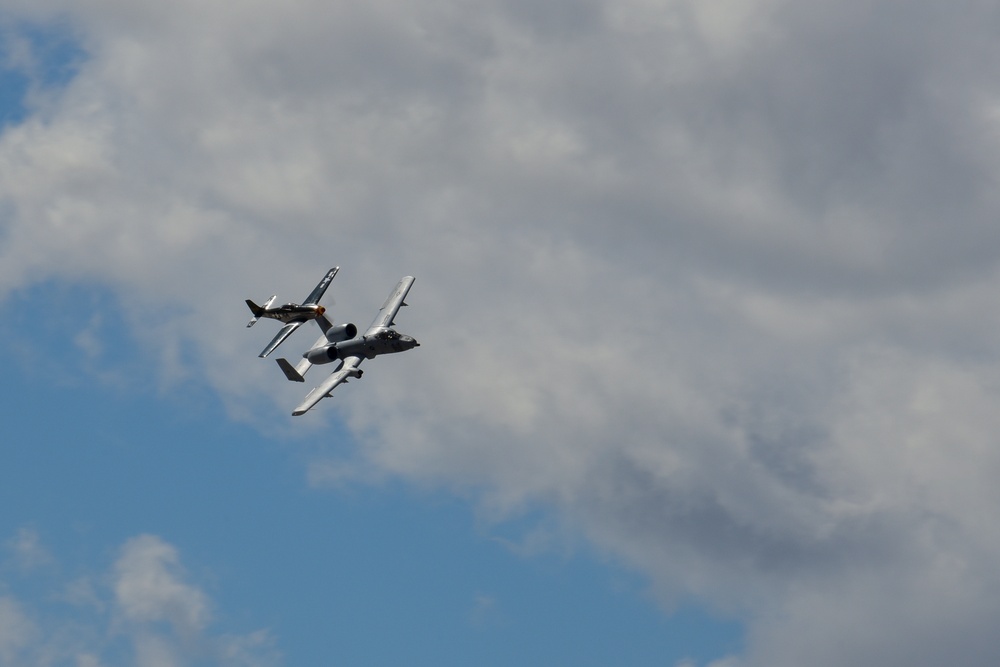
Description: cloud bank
2,1,1000,664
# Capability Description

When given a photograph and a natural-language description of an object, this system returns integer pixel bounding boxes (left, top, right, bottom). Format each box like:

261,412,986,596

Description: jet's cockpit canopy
373,329,400,341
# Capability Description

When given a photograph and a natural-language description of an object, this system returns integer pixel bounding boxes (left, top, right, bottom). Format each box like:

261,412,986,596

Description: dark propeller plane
245,266,339,358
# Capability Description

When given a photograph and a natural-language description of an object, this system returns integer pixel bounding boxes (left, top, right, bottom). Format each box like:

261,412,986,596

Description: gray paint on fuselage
304,328,418,364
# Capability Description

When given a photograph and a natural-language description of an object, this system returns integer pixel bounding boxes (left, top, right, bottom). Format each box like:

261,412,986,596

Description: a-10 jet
246,267,339,358
276,275,419,416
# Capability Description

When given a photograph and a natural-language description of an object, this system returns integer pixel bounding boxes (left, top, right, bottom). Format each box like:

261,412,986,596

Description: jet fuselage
304,327,419,364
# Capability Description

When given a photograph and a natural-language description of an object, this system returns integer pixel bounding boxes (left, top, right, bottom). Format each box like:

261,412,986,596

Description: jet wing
258,322,302,358
366,276,415,334
292,355,364,416
303,266,339,305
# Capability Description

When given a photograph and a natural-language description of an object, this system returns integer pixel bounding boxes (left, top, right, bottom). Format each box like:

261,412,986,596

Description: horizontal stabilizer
276,358,305,382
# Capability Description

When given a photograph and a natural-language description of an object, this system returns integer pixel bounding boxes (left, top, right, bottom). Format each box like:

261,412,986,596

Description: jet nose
403,335,419,348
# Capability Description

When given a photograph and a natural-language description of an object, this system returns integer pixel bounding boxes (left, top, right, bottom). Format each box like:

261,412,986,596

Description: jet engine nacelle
304,337,367,365
304,345,340,365
324,322,357,343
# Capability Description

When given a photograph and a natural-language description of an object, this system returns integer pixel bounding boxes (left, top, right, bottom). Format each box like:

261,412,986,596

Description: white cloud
0,530,278,666
3,1,1000,665
132,633,182,667
112,534,211,635
0,596,39,664
5,527,54,571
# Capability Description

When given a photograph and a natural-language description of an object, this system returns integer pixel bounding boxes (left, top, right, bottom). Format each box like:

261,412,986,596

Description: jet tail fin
276,358,305,382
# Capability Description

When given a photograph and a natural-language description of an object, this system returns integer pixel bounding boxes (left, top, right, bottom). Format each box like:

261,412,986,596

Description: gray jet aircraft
246,266,339,358
276,275,419,416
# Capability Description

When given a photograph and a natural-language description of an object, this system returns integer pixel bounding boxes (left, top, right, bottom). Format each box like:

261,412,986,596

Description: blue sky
0,19,79,124
3,2,1000,666
0,280,742,661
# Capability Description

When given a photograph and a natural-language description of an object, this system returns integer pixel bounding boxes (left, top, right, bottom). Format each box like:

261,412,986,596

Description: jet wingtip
292,400,315,416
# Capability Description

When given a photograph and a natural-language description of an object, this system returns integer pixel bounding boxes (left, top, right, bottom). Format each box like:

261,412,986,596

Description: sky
1,0,1000,665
